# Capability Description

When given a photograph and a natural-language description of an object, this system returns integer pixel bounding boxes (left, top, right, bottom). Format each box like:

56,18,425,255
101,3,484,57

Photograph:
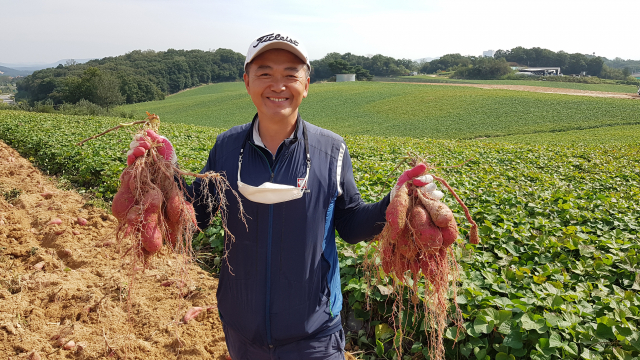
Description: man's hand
390,163,444,200
127,130,177,166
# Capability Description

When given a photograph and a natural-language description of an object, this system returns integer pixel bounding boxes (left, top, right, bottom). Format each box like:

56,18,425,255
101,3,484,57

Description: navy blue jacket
187,114,390,348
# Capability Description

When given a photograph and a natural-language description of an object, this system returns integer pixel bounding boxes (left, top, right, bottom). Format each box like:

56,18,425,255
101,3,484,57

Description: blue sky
3,0,637,64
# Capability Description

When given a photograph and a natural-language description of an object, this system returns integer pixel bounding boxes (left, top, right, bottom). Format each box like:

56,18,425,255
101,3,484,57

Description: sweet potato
127,170,139,195
165,191,183,223
419,248,446,284
112,187,135,221
183,307,204,323
120,169,133,189
386,183,409,239
440,218,459,247
126,206,143,228
184,201,197,226
141,217,162,254
142,189,162,214
397,234,417,261
166,220,179,247
418,195,454,228
409,204,443,251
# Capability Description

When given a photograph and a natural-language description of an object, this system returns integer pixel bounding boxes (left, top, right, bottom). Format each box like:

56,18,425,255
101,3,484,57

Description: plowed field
0,140,229,360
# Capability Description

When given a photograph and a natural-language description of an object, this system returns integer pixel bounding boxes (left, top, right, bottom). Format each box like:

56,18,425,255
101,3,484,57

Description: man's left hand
390,163,444,200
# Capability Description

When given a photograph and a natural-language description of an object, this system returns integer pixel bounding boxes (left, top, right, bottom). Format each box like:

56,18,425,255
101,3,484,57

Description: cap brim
244,41,310,69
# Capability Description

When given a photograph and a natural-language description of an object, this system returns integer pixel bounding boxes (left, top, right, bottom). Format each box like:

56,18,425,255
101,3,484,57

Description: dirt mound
0,140,229,359
396,81,640,99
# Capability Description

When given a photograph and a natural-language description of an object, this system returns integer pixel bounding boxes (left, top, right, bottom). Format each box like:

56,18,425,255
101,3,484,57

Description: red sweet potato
112,187,135,221
394,225,416,260
127,170,139,195
183,307,204,323
142,189,163,214
126,206,143,228
419,195,454,228
165,191,183,223
184,201,197,226
141,216,162,254
419,248,446,284
394,253,409,275
120,169,134,189
409,204,443,251
386,183,409,239
440,218,459,247
166,220,179,247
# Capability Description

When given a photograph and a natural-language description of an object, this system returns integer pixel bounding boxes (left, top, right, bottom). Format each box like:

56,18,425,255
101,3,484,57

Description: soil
394,82,640,100
0,140,229,359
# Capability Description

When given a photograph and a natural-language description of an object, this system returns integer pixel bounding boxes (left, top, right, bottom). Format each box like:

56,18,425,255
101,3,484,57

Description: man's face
244,49,310,121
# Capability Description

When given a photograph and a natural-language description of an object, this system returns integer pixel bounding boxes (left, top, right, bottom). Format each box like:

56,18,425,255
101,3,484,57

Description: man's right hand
127,130,177,166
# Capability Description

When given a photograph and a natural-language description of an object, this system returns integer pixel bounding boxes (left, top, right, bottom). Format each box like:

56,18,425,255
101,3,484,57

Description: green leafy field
490,124,640,145
1,110,639,359
378,76,640,94
118,82,640,140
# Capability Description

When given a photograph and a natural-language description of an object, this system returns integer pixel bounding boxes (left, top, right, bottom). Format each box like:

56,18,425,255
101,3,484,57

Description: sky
2,0,638,65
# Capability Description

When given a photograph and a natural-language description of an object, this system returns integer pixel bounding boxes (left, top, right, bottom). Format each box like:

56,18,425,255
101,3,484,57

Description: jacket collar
249,113,302,149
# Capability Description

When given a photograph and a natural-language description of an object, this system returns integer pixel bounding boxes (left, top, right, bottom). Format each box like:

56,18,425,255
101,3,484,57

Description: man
130,32,427,359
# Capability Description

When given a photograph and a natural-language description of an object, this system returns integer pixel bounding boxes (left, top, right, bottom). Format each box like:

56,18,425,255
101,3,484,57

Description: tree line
310,53,420,81
16,48,245,108
15,46,638,109
493,47,604,75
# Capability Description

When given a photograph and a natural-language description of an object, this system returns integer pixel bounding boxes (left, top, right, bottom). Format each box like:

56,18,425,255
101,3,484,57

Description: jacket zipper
249,142,276,346
249,141,294,346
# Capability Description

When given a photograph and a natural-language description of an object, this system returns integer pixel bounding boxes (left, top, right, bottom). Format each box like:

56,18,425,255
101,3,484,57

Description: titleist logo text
253,33,299,48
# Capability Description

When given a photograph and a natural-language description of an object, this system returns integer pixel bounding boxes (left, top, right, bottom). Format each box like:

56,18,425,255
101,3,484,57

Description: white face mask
237,164,309,204
236,119,310,205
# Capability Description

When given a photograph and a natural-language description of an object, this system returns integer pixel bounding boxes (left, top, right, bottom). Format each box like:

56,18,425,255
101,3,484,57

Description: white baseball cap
244,32,310,70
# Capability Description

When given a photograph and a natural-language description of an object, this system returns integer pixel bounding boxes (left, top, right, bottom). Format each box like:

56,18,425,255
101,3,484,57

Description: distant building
517,67,561,76
336,74,356,82
482,50,495,58
633,72,640,79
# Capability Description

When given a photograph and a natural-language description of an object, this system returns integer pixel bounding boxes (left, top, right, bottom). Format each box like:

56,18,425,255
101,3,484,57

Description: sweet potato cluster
373,165,478,360
111,138,197,256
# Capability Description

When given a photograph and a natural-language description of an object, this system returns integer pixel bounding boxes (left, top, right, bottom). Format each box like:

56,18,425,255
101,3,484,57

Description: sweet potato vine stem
429,176,479,244
76,120,149,146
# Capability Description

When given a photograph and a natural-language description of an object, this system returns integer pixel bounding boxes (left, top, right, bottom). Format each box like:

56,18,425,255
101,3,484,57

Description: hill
118,81,640,140
0,59,93,72
0,66,31,77
16,49,245,106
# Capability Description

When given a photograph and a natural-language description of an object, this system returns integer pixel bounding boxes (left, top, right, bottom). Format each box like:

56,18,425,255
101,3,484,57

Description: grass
118,82,640,140
377,75,640,94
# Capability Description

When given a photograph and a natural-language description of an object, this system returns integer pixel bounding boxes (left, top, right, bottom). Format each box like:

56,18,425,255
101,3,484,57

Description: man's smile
267,97,288,102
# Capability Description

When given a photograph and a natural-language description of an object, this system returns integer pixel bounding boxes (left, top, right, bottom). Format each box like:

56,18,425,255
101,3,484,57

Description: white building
517,67,561,76
336,74,356,82
482,50,495,58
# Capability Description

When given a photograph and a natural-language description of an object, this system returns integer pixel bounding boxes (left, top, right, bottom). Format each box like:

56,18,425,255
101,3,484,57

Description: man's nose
268,76,287,92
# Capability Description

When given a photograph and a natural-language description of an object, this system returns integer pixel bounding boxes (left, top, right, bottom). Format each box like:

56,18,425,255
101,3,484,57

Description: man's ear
303,76,310,98
243,72,250,93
